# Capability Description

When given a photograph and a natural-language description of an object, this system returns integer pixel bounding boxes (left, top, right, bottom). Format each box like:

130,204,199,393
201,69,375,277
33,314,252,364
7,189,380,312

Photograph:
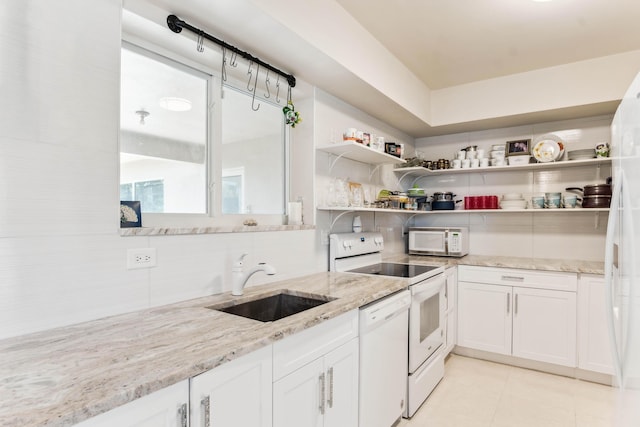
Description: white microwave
408,227,469,257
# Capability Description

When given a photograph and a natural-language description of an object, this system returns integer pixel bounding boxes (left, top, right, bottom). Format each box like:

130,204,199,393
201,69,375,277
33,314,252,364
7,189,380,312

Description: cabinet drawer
273,310,358,381
458,265,577,291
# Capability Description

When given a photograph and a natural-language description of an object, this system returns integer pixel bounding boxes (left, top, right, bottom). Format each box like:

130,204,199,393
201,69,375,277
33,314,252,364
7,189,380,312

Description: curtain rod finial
167,15,184,34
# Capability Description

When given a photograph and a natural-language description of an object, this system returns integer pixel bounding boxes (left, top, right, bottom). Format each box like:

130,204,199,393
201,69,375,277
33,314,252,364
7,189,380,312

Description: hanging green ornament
283,87,302,127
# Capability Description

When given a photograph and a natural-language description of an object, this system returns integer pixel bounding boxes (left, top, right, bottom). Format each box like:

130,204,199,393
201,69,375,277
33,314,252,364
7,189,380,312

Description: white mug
480,158,490,168
452,159,462,169
457,150,466,160
461,159,471,168
471,158,480,168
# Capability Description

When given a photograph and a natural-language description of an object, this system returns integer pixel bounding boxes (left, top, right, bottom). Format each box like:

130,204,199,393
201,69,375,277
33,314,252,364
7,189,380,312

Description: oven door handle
411,276,445,298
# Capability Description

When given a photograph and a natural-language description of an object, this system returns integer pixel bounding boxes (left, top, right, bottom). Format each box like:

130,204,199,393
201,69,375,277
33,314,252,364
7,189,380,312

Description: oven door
409,273,445,373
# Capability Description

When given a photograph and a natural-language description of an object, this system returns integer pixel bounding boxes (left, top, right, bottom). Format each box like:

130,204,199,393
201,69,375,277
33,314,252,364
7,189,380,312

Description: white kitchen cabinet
74,380,189,427
273,310,359,427
512,286,577,366
444,266,458,355
457,281,512,355
578,274,614,374
273,339,358,427
457,266,578,367
190,345,272,427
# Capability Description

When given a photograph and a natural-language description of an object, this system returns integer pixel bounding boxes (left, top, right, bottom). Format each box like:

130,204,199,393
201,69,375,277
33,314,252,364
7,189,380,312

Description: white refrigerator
606,70,640,426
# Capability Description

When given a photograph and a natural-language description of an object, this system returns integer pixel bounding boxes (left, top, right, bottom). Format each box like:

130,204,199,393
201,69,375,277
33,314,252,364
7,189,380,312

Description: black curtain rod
166,14,296,88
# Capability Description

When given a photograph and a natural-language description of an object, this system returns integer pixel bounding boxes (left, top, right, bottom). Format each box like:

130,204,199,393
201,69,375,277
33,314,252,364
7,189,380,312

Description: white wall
0,0,322,340
314,90,416,256
414,115,612,261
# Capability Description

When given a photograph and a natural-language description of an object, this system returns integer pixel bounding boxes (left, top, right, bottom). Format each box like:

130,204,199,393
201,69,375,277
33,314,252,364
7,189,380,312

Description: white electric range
329,232,446,418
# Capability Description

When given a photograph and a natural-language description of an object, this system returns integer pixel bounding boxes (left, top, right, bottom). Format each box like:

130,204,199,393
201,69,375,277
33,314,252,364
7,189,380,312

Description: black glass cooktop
347,262,440,278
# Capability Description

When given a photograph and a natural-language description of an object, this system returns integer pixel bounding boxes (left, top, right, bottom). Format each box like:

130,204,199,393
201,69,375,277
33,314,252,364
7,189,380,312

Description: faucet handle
233,253,248,271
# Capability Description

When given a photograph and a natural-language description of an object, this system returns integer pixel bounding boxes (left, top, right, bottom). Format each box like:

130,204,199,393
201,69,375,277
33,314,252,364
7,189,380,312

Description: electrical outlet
127,248,157,270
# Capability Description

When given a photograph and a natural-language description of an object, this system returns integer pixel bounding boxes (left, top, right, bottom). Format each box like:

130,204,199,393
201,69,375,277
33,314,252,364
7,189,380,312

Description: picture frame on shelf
506,139,531,156
362,133,371,147
385,142,402,158
120,201,142,228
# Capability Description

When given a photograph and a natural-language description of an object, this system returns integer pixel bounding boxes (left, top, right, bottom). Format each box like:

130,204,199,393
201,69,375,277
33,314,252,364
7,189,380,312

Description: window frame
119,38,290,228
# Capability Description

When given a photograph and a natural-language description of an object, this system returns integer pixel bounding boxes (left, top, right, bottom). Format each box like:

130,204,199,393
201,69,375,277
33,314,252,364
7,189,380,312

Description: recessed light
159,97,192,112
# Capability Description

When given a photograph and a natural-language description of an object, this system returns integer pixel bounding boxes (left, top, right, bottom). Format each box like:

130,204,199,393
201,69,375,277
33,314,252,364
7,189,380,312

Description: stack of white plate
567,149,596,160
500,193,527,210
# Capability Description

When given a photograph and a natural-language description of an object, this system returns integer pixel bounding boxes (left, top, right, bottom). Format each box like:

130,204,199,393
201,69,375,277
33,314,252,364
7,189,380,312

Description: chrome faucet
231,253,276,296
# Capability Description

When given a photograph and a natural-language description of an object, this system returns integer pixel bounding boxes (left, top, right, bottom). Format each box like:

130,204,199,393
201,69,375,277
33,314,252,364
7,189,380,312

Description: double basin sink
208,290,335,322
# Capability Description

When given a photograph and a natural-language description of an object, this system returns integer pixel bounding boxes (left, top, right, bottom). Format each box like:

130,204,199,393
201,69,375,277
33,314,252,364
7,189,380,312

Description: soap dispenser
352,215,362,233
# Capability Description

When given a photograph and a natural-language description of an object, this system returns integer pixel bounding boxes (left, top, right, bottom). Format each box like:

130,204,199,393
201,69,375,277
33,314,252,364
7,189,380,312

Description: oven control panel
329,232,384,260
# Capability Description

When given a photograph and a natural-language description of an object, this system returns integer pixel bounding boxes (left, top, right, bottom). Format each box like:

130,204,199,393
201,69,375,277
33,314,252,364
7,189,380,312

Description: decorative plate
532,133,564,162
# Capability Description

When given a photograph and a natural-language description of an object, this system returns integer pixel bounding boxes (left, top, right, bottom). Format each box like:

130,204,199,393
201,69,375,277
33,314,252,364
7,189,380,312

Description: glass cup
563,195,578,208
545,196,561,209
531,196,544,209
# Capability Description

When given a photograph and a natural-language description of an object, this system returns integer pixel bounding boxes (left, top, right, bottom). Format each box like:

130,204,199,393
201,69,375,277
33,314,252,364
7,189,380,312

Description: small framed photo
362,133,371,147
385,142,401,158
506,139,531,156
120,201,141,228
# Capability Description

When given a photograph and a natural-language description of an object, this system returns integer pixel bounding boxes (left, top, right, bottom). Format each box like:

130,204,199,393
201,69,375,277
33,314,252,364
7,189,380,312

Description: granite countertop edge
383,254,605,275
0,256,604,426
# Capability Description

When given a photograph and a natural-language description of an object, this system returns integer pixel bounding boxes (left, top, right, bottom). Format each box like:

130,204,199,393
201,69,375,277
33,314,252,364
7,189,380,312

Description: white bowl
502,193,523,201
500,200,527,210
507,155,531,166
491,151,505,159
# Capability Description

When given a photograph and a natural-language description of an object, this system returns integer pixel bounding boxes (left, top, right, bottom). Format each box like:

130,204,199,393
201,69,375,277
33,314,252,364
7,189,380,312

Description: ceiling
336,0,640,89
124,0,640,137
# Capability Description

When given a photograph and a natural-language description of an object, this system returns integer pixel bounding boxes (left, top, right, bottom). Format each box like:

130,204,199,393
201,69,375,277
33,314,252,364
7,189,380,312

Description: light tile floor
398,354,640,427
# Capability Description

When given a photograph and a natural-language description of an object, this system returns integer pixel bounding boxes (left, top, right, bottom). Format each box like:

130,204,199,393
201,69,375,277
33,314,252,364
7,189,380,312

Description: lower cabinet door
190,345,272,427
512,287,577,367
323,338,358,427
75,381,189,427
457,281,512,355
273,357,325,427
578,274,614,374
273,339,359,427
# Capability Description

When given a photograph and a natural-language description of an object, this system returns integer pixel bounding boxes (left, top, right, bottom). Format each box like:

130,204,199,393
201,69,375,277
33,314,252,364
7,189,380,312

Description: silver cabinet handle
507,293,510,314
515,294,518,315
327,367,334,409
201,396,210,427
502,275,524,282
319,373,326,415
178,403,188,427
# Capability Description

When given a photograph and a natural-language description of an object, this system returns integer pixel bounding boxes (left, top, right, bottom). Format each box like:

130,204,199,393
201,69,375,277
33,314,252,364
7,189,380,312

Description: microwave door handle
444,230,449,254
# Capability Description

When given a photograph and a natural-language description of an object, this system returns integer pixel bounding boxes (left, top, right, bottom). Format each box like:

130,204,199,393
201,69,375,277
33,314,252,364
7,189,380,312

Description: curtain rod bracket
166,14,296,88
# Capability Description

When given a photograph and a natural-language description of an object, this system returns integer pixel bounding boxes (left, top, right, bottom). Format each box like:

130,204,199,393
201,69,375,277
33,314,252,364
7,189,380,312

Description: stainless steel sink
208,290,335,322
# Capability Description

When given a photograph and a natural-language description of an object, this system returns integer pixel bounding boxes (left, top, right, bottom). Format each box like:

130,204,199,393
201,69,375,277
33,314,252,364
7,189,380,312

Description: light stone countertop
0,256,605,426
383,254,605,275
120,224,315,236
0,272,408,427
